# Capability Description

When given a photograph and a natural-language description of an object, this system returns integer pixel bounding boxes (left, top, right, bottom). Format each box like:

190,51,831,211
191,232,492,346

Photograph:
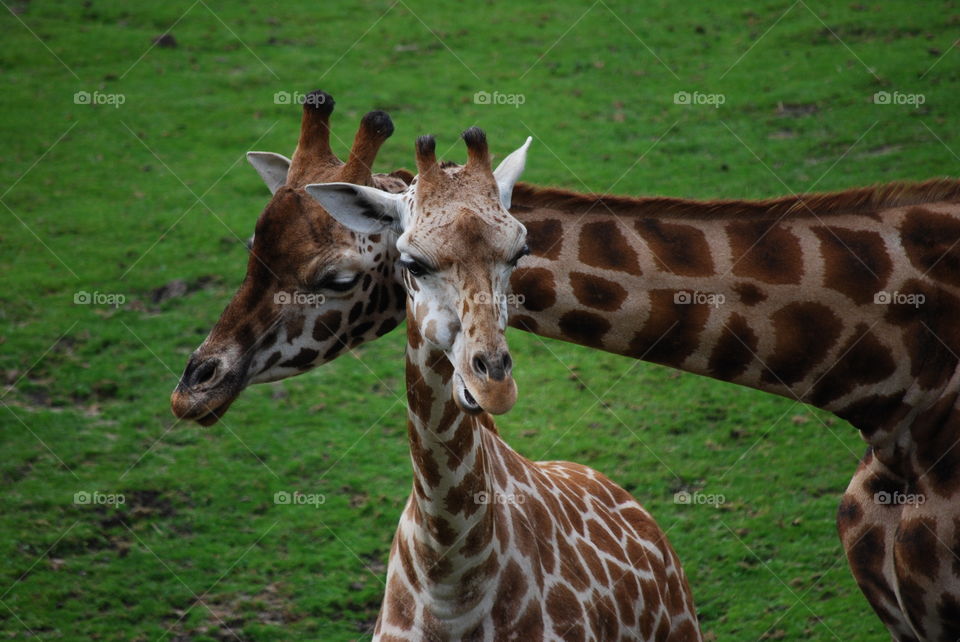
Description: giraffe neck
391,314,502,631
377,309,704,641
505,187,960,463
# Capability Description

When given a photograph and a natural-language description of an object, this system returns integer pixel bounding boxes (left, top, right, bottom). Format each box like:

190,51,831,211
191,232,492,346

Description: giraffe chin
454,373,517,415
195,399,235,427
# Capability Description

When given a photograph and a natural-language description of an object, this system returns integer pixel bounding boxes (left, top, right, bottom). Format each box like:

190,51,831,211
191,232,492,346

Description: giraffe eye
508,244,530,267
399,257,430,278
314,272,361,292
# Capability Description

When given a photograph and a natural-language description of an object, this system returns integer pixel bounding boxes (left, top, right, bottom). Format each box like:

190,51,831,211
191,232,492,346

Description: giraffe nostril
501,353,512,373
472,355,488,378
191,359,219,388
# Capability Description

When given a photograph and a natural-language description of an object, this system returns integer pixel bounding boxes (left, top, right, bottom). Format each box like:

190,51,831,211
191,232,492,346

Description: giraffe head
170,90,409,426
306,128,532,416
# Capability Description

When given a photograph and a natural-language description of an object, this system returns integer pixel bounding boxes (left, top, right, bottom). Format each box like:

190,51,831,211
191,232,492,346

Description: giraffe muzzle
455,363,518,416
170,354,244,425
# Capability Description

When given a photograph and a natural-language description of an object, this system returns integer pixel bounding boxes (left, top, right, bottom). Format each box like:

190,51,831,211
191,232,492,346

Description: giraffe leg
838,448,920,641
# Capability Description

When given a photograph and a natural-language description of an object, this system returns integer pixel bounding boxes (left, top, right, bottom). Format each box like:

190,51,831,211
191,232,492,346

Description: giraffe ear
492,136,532,210
304,182,403,234
247,151,291,194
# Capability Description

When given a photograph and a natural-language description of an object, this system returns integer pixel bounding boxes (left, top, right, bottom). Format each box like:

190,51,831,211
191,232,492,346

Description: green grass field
2,1,957,639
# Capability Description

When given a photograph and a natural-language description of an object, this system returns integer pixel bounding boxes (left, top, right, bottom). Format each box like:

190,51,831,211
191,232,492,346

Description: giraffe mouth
455,373,483,415
194,398,235,426
171,389,238,426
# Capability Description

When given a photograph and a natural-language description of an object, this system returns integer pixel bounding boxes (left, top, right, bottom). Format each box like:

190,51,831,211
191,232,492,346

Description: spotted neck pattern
507,181,960,455
372,312,702,641
501,179,960,640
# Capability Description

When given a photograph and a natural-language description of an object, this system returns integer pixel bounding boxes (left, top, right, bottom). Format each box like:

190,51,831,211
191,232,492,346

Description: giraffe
503,179,960,642
169,89,409,425
304,128,701,640
169,94,960,639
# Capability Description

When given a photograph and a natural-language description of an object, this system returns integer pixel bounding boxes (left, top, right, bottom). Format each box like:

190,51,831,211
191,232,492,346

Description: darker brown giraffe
170,90,408,425
305,128,701,640
171,92,960,640
505,180,960,642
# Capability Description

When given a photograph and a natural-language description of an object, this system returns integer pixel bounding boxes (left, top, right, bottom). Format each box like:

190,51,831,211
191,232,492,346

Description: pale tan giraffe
304,128,701,640
171,92,960,640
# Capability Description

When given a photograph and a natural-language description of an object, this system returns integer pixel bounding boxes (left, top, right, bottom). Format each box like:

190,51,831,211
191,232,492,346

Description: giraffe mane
506,176,960,219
